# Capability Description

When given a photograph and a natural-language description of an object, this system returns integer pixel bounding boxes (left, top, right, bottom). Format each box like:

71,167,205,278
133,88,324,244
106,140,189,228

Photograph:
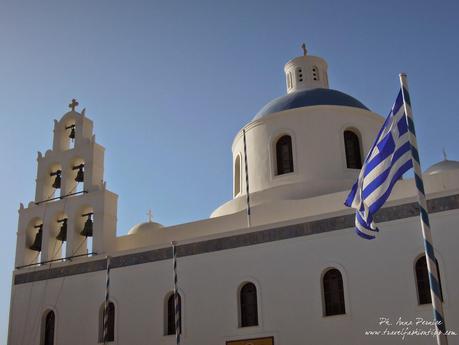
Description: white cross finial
147,209,153,223
442,148,448,161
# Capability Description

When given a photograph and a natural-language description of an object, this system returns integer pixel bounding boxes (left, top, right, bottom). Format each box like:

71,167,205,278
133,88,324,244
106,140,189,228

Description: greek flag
345,90,413,239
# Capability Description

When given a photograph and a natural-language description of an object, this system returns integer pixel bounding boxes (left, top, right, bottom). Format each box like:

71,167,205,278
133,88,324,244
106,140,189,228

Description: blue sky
1,0,458,341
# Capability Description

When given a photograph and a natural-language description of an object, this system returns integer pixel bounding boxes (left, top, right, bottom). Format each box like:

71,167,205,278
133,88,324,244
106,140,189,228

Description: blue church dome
253,88,369,120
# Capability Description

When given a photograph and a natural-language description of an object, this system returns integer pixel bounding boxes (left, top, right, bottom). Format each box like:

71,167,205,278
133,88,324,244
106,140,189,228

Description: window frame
234,154,242,197
274,134,295,176
99,301,116,343
165,292,182,336
41,309,56,345
321,268,346,317
238,282,260,328
414,255,444,305
343,128,363,170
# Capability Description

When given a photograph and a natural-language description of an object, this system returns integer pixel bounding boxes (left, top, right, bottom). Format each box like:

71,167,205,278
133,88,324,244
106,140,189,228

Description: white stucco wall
8,204,459,345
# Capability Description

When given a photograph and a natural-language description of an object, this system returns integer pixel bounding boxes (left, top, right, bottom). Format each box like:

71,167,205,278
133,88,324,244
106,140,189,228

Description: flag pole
242,129,252,227
103,255,111,345
171,241,181,345
399,73,448,345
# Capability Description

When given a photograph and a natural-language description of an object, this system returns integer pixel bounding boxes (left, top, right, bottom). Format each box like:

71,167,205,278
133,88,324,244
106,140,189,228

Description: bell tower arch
15,100,118,268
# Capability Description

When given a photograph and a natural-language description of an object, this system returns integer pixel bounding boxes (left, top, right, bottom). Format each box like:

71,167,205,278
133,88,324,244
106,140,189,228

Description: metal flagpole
399,73,448,345
171,241,180,345
103,255,111,345
242,129,252,227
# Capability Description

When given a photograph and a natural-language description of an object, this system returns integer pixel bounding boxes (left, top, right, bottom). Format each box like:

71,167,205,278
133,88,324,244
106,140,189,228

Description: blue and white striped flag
344,90,413,239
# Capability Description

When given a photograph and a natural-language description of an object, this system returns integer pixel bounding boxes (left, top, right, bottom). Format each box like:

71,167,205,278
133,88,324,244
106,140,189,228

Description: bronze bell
80,213,93,237
50,170,62,189
74,164,84,183
56,219,67,242
66,124,75,139
30,225,43,252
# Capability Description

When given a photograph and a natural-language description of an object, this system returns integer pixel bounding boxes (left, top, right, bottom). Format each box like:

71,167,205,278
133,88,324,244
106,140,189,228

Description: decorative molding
14,194,459,285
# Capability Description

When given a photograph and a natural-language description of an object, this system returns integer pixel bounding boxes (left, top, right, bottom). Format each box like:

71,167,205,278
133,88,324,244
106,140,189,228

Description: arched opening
99,301,115,342
234,155,241,197
67,158,86,195
54,212,68,260
344,130,362,169
26,218,44,265
74,206,94,257
41,310,55,345
41,163,63,201
166,292,181,335
64,119,76,151
322,268,346,316
240,282,258,327
275,135,294,175
415,255,443,305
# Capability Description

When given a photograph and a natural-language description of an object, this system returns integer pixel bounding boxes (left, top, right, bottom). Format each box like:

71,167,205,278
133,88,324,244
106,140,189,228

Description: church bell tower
15,100,118,268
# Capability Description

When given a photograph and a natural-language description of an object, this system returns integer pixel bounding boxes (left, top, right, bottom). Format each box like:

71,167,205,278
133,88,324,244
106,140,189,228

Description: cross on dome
301,43,307,56
147,209,153,223
69,99,79,111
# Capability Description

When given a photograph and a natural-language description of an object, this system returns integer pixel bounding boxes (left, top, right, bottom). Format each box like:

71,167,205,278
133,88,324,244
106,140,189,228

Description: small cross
147,209,153,223
301,43,307,56
69,99,79,111
442,148,448,161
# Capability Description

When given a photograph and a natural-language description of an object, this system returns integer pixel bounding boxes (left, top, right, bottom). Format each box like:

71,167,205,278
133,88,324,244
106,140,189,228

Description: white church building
8,49,459,345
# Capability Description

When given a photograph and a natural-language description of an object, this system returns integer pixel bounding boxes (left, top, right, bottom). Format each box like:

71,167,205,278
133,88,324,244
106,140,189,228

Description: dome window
312,66,319,81
275,135,294,175
344,130,362,169
286,72,293,90
296,68,303,82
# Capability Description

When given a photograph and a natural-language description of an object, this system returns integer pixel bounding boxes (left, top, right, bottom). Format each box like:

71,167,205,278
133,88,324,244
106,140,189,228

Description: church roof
425,159,459,175
253,88,370,120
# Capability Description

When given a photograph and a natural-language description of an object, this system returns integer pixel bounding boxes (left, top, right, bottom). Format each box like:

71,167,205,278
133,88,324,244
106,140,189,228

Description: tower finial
69,99,79,112
442,148,448,161
301,43,307,56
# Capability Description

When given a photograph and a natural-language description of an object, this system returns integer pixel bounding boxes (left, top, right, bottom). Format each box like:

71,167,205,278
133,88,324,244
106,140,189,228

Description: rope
103,256,111,344
242,129,252,227
172,242,180,345
400,74,448,345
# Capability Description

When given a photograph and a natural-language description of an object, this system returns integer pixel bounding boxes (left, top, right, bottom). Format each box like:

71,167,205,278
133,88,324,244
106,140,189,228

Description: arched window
240,282,258,327
415,256,443,305
344,130,362,169
276,135,294,175
166,293,181,335
323,269,346,316
99,302,115,342
42,310,55,345
234,155,241,197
